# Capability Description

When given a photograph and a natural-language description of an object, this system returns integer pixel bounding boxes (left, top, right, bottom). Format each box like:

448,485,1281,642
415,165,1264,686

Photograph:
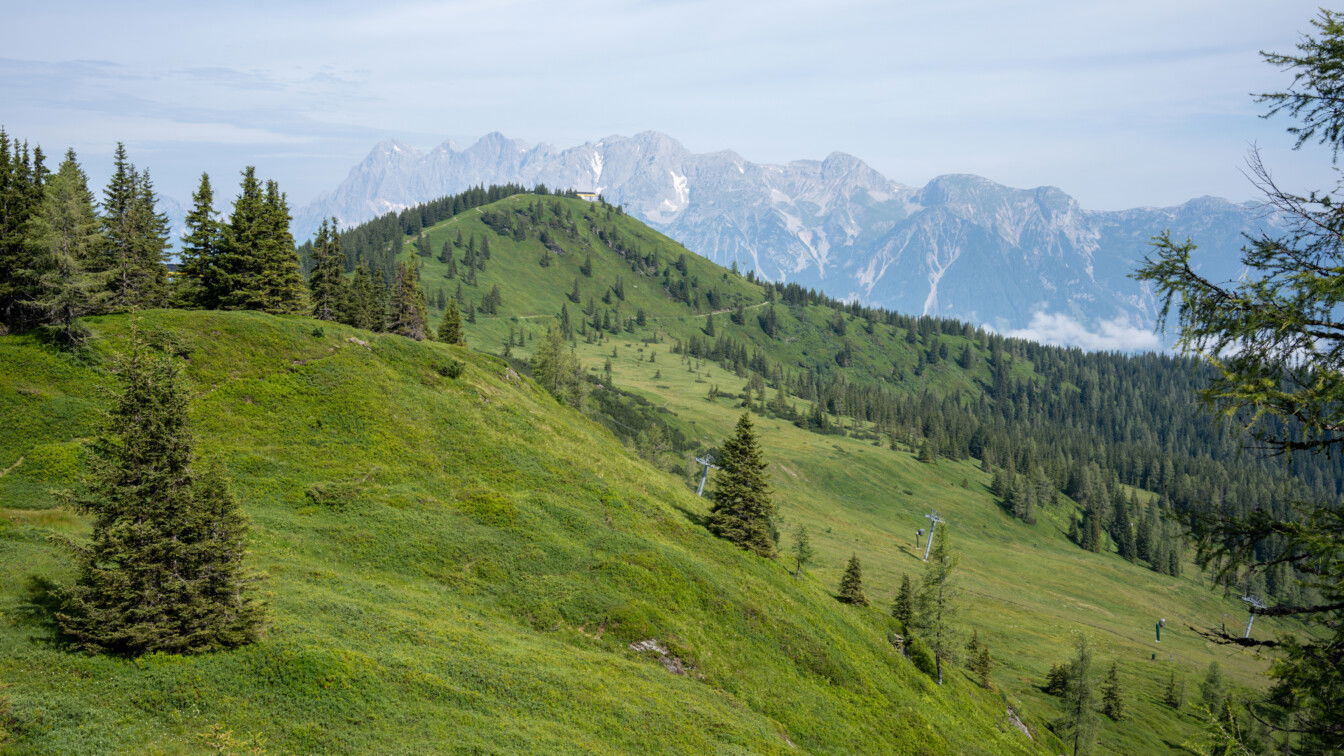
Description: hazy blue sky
1,0,1332,211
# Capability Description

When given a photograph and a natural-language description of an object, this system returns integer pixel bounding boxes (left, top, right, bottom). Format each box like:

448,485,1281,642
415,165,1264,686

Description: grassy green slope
405,194,1283,754
0,310,1041,755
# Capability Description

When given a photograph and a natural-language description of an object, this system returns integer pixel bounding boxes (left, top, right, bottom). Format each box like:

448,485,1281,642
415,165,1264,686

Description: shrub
908,636,937,678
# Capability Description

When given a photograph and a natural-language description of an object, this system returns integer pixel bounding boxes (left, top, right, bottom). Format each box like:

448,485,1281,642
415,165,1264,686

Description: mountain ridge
296,132,1277,348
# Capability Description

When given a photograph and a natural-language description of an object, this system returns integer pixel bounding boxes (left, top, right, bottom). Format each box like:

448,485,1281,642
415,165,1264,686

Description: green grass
0,310,1042,755
397,193,1284,753
0,193,1284,753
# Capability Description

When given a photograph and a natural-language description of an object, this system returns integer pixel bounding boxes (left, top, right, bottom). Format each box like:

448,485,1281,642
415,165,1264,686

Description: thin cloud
1005,311,1161,352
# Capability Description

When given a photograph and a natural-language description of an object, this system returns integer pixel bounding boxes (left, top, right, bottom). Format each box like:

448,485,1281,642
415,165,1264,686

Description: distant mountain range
296,131,1279,350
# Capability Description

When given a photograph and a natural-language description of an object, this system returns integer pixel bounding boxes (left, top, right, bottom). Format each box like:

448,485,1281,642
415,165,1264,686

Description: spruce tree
55,333,264,654
837,554,869,605
706,412,775,557
891,573,915,628
438,298,465,345
1101,661,1125,720
178,173,222,308
128,169,171,304
386,261,429,340
975,647,993,688
341,261,385,332
99,147,168,310
216,168,306,313
258,180,307,313
216,167,269,310
1199,661,1226,714
532,328,586,408
308,218,345,321
790,524,814,578
912,533,957,683
1163,670,1184,710
26,149,105,345
1056,635,1098,756
0,131,48,332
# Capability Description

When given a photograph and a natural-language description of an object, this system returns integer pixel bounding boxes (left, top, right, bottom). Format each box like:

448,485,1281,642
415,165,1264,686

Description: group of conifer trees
0,132,307,344
1,136,170,343
177,169,306,312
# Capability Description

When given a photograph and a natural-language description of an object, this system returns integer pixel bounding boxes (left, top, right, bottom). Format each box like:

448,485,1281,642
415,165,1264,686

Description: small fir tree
891,573,915,629
532,328,586,408
386,261,429,340
342,262,385,331
438,299,465,345
1056,635,1098,756
912,533,958,684
1101,661,1124,720
706,412,775,557
55,333,264,654
969,644,992,688
1199,661,1226,714
790,524,814,578
1045,663,1071,696
837,554,869,605
1163,670,1184,709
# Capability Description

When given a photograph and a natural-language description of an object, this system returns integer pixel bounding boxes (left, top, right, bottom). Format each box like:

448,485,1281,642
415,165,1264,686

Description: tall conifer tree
259,180,307,313
913,533,957,684
215,168,305,313
56,332,265,654
706,412,775,557
26,149,105,345
1056,636,1098,756
178,173,222,308
307,218,345,321
216,167,268,310
98,145,167,309
0,131,48,332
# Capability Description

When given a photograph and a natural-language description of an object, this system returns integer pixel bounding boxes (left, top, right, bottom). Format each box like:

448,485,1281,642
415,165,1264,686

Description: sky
0,0,1334,215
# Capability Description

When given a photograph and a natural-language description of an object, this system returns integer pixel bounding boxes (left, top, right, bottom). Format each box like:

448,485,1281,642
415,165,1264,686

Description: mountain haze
298,132,1277,347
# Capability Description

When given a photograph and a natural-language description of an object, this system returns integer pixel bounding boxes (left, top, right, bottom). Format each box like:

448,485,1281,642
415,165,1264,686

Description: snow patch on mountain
297,131,1282,350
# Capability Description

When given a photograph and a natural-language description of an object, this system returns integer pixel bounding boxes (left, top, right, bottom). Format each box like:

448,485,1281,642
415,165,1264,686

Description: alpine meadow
1,5,1342,755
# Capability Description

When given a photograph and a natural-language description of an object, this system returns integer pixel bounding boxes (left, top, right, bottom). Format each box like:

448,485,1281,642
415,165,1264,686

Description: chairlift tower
694,455,719,497
1240,595,1266,639
922,512,944,561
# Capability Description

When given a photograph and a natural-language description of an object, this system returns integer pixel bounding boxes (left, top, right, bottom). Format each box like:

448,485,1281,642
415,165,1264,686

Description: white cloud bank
1004,311,1161,352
